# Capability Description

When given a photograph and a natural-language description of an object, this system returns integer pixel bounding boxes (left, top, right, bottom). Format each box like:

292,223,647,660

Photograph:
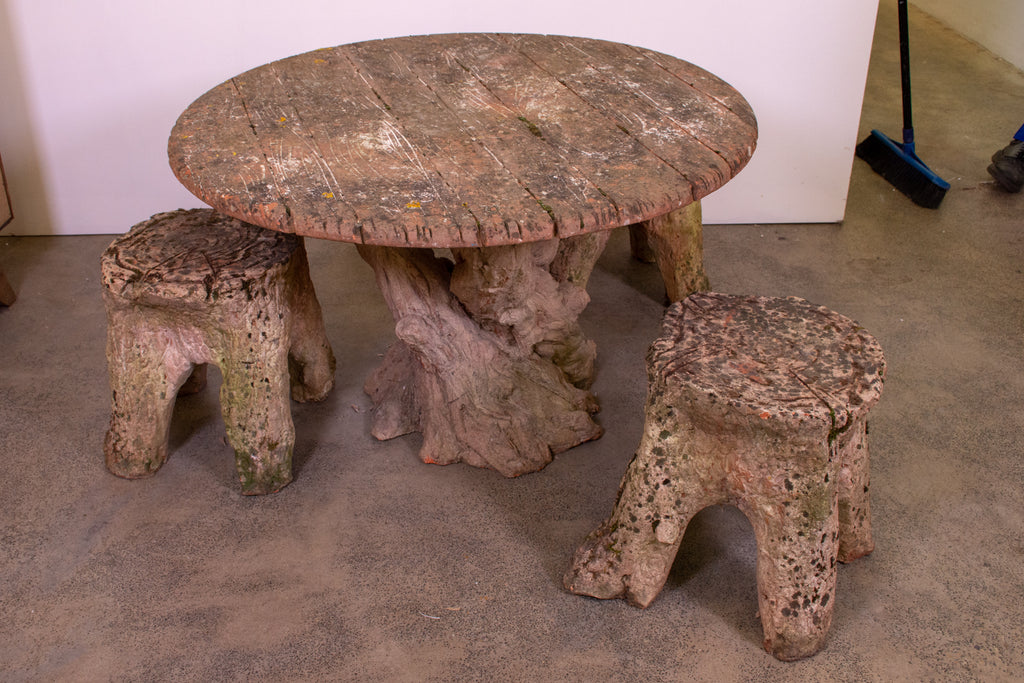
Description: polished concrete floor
2,5,1023,681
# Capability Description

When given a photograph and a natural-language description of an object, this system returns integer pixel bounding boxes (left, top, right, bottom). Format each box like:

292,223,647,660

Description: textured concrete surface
2,4,1023,680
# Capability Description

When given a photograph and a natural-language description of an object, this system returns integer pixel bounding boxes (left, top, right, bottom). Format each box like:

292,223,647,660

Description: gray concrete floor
2,5,1023,681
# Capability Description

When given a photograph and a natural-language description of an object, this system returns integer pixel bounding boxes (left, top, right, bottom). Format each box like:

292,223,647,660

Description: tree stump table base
359,232,608,477
101,209,336,494
564,292,886,660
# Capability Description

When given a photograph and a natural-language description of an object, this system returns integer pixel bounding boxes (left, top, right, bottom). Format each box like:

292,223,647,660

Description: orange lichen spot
406,201,422,209
279,116,287,123
729,360,770,386
322,192,334,198
314,58,327,64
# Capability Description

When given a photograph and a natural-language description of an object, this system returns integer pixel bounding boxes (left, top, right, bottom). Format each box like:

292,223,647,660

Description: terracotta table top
168,33,756,248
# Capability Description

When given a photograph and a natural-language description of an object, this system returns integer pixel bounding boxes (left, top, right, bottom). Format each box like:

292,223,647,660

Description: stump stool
101,209,336,494
564,292,885,660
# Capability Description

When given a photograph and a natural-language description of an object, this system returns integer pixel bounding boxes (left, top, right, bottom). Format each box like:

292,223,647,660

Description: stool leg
104,308,193,478
744,464,839,661
564,424,711,608
285,241,336,403
837,419,874,561
217,311,295,495
628,202,709,302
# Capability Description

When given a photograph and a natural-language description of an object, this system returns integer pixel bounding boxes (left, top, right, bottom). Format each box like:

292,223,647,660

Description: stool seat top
651,292,885,432
101,209,300,302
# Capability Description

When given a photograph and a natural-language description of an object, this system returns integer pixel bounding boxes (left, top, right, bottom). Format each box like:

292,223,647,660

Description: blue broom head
857,129,949,208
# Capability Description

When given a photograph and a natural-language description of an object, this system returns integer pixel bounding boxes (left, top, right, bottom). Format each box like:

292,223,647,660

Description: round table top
168,33,757,248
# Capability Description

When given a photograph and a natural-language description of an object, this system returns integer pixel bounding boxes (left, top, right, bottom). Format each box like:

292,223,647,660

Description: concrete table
168,33,757,476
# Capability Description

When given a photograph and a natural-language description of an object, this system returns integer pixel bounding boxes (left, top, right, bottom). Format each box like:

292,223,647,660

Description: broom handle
898,0,915,146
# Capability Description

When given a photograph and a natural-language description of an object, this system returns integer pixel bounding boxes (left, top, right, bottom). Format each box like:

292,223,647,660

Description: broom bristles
856,130,949,209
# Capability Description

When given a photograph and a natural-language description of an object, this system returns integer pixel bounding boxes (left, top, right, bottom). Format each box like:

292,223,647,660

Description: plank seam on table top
502,40,701,211
230,75,295,234
495,34,751,180
442,37,626,234
379,42,603,244
239,48,484,246
340,34,726,241
343,37,623,243
428,34,694,235
339,46,530,248
233,66,356,235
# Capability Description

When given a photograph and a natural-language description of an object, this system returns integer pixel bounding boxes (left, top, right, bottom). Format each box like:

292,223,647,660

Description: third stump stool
564,292,885,660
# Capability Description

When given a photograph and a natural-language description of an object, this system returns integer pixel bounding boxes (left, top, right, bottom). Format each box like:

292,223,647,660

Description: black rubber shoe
988,139,1024,193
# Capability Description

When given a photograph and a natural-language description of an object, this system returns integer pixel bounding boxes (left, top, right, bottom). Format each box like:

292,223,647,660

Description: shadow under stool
564,291,885,660
101,209,336,494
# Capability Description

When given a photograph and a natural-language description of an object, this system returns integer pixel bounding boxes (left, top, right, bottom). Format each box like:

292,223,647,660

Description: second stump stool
102,209,336,495
564,291,885,660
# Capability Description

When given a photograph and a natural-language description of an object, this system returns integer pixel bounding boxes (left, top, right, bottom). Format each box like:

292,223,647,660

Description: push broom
856,0,949,208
